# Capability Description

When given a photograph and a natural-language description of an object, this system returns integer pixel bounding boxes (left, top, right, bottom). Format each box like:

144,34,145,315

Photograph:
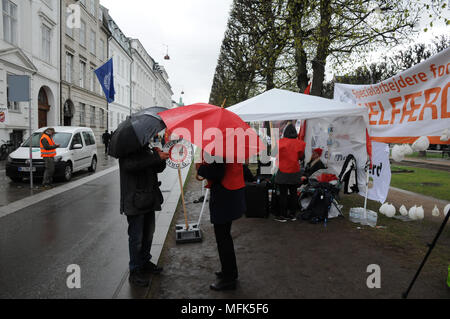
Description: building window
90,105,96,126
6,77,19,112
89,66,95,91
110,111,114,128
80,60,86,88
79,103,86,126
100,108,105,128
90,30,96,55
65,5,73,37
3,0,18,45
66,53,73,83
42,25,51,63
90,0,96,17
99,39,105,61
80,20,86,47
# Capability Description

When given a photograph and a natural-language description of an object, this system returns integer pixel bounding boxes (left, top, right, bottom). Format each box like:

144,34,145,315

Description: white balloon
401,144,413,155
409,206,417,220
432,205,440,217
392,145,405,162
415,206,425,220
445,204,450,217
385,204,396,218
440,129,449,142
412,136,430,152
400,205,408,216
379,203,389,215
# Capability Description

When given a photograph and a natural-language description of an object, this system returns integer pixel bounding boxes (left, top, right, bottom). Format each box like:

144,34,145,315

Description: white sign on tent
334,47,450,145
365,142,391,204
304,116,368,193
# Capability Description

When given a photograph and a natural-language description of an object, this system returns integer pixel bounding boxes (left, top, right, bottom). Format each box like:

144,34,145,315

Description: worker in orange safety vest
40,128,60,187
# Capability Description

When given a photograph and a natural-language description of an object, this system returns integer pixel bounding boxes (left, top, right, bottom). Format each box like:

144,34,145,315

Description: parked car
6,127,98,183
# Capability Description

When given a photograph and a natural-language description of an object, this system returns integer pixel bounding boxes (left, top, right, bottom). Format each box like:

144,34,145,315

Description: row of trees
209,0,448,106
322,35,450,98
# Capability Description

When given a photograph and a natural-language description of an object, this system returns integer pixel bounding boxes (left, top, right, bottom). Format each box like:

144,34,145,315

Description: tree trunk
288,0,309,92
311,0,332,97
311,59,326,96
296,47,309,92
266,70,275,91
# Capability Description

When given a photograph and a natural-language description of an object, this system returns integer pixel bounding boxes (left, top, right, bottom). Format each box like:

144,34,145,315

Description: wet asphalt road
0,153,118,207
0,169,130,299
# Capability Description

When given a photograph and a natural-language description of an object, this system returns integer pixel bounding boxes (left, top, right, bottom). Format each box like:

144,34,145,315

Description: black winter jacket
197,163,246,225
119,148,166,216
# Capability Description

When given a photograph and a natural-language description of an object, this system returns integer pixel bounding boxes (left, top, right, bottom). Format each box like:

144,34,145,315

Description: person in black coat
301,148,326,184
197,160,246,291
119,145,169,287
102,130,111,155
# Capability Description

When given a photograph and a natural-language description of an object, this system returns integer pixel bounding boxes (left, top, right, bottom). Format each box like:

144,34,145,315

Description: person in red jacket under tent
274,124,306,222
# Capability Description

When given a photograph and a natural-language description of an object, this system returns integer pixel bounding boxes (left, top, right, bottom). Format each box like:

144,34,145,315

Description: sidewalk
386,187,449,221
402,156,450,168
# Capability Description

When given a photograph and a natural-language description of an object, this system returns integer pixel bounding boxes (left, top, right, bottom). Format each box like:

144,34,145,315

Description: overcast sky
100,0,233,106
100,0,447,105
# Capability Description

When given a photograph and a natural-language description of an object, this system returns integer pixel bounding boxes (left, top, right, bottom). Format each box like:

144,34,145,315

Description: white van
6,127,98,183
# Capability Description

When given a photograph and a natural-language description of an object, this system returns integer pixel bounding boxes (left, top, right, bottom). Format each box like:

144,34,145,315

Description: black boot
129,269,149,287
142,261,163,274
210,278,237,291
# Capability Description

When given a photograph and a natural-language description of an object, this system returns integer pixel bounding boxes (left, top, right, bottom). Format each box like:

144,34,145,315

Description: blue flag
95,58,115,103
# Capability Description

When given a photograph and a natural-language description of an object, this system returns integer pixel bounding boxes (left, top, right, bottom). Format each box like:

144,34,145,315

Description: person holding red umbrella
196,159,245,291
159,103,265,291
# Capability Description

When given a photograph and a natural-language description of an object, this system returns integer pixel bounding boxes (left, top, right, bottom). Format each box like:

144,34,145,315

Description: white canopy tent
228,88,371,195
228,88,369,123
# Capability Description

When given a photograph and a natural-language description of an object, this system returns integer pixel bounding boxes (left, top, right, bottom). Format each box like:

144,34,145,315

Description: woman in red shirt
275,124,306,222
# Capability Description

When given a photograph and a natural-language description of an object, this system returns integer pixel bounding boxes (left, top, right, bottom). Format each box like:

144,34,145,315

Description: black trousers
278,184,298,217
127,212,155,271
213,222,238,280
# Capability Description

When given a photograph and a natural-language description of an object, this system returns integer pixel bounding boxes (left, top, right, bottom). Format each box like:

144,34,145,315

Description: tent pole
363,162,370,220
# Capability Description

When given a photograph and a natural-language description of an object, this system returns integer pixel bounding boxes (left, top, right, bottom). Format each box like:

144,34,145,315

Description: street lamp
164,44,170,60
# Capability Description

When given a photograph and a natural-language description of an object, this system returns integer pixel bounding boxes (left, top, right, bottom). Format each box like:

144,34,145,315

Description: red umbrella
159,103,265,162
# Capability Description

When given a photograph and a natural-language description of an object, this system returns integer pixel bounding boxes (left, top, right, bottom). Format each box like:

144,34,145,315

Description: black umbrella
108,107,168,159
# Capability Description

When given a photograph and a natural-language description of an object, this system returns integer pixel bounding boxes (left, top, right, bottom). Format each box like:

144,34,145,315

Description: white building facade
154,63,173,108
130,39,173,113
60,0,109,143
0,0,173,148
0,0,60,147
103,8,132,131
